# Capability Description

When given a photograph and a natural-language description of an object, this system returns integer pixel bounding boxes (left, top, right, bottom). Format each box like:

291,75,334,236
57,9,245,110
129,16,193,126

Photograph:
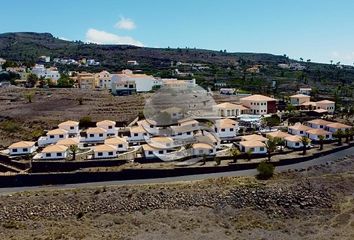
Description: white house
31,64,60,83
104,137,128,152
266,130,291,140
56,138,80,147
170,125,195,139
8,141,36,156
325,122,352,133
41,145,68,160
298,88,312,96
239,140,266,154
147,137,175,149
38,129,69,146
240,94,277,115
241,134,268,142
306,119,332,129
142,144,168,158
95,71,112,89
288,123,312,136
213,118,238,139
111,69,161,92
306,128,332,141
289,94,311,106
284,135,304,149
93,144,118,159
192,143,216,156
216,102,249,117
96,120,117,136
85,127,107,142
129,125,149,143
137,119,158,135
315,100,335,114
58,120,80,136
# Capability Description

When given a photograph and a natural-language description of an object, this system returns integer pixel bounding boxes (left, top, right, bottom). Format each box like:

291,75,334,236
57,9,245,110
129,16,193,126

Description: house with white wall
239,140,266,154
241,134,268,142
240,94,277,115
129,126,149,143
306,119,332,129
56,138,80,147
192,143,216,156
288,123,312,136
284,135,304,149
8,141,36,156
41,145,68,160
306,128,332,141
95,71,112,89
104,137,128,152
315,100,335,114
325,122,352,133
38,129,69,146
58,120,80,137
290,94,311,106
142,144,168,158
85,127,107,142
111,69,161,92
216,102,248,117
96,120,117,136
213,118,238,139
93,144,118,159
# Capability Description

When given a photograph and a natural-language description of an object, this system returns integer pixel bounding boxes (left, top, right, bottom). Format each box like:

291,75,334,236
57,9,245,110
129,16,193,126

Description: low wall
0,143,353,188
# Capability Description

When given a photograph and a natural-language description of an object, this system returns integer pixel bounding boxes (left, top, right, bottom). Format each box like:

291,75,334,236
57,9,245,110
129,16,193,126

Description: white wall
94,151,118,159
38,133,69,146
59,125,79,136
241,100,268,115
85,133,107,142
42,151,67,160
286,141,303,149
9,146,36,155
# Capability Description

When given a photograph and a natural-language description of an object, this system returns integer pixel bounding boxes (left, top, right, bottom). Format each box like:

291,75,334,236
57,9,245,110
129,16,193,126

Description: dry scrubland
0,155,353,240
0,88,147,148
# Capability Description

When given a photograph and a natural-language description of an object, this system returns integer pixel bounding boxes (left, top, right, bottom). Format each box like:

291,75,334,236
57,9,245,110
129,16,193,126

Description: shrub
257,161,275,180
0,120,20,132
79,116,92,129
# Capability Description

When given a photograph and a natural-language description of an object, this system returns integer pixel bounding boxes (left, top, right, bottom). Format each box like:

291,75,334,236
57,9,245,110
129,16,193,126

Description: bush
79,116,92,129
256,161,275,180
0,120,21,132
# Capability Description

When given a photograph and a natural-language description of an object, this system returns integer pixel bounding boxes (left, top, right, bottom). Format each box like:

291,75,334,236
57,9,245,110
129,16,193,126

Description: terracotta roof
42,145,68,153
177,118,199,126
290,94,311,98
57,138,80,146
217,118,238,128
316,100,335,104
47,129,68,135
266,131,291,139
9,141,35,149
241,134,268,142
240,94,276,102
130,125,147,133
217,102,248,110
58,120,79,127
104,137,127,145
301,101,317,106
306,128,331,135
93,144,117,152
96,120,116,126
86,127,107,134
284,135,302,142
239,140,266,147
288,123,312,131
326,122,351,129
307,119,332,126
150,137,174,144
142,144,162,151
192,143,214,149
313,109,328,113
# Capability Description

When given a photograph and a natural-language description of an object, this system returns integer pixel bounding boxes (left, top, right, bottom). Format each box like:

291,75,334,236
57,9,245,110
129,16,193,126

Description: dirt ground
0,154,353,240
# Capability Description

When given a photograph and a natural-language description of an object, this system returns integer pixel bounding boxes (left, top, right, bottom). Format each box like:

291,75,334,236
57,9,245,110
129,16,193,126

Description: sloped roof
284,135,302,142
58,120,79,127
288,123,312,131
306,128,331,135
266,130,291,139
93,144,117,152
326,122,351,129
104,137,127,145
240,94,276,101
192,143,214,149
86,127,107,134
96,120,116,126
316,100,335,104
239,140,266,147
290,94,311,98
307,119,332,126
9,141,35,149
42,145,68,153
47,129,68,135
56,138,80,146
241,134,268,142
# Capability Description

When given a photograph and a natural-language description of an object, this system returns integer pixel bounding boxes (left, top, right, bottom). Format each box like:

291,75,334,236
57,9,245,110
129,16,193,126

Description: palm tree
228,148,241,163
246,149,253,161
265,137,278,162
333,129,344,145
69,145,79,161
301,136,311,155
318,135,325,150
344,129,350,143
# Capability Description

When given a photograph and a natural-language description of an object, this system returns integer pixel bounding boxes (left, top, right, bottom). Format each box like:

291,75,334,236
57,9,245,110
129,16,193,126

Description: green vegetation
24,92,35,103
69,145,79,161
301,136,311,155
333,129,344,146
228,148,241,163
0,120,21,132
262,115,281,129
79,116,92,129
57,74,75,88
265,137,279,162
318,135,325,150
256,161,275,180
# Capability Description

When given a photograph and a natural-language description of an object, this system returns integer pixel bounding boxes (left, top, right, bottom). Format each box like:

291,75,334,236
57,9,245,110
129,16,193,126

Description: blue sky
1,0,354,64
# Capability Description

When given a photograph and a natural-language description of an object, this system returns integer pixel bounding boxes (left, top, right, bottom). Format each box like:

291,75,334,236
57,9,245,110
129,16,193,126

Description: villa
241,134,268,142
306,128,332,141
240,94,277,115
284,135,304,149
192,143,216,156
213,118,238,139
56,138,80,147
96,120,117,136
38,129,69,146
216,102,248,117
266,130,291,140
85,127,107,142
290,94,311,106
93,144,118,159
315,100,335,114
8,141,36,156
41,145,68,160
306,119,333,129
104,137,128,152
129,126,149,143
239,140,266,154
142,144,169,158
326,122,352,133
58,120,80,137
288,123,312,136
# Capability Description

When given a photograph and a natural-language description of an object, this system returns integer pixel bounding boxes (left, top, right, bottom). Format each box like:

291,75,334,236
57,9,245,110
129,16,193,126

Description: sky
1,0,354,64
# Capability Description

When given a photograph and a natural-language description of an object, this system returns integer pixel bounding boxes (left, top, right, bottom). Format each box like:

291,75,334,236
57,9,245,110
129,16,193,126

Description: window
59,135,64,138
50,135,55,139
12,149,18,152
150,125,154,128
108,152,113,156
108,126,113,129
209,149,213,154
99,134,103,137
23,148,28,152
56,153,62,157
230,128,234,131
250,148,255,152
46,153,51,157
260,147,265,151
98,152,103,156
295,142,299,146
70,126,74,130
221,128,225,132
118,144,123,148
187,132,191,135
158,150,164,154
90,134,94,137
199,150,204,154
300,131,303,134
134,133,139,137
148,151,153,155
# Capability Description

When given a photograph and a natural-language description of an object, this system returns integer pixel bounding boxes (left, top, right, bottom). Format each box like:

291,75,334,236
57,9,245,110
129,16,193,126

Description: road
0,146,353,195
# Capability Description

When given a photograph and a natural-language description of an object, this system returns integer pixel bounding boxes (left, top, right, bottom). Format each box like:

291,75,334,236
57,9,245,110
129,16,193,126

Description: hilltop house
38,129,69,146
85,127,107,142
41,145,68,160
96,120,117,136
315,100,335,114
111,69,161,92
290,94,311,106
58,120,80,137
240,94,277,115
213,118,238,139
93,144,118,159
8,141,36,156
95,71,111,89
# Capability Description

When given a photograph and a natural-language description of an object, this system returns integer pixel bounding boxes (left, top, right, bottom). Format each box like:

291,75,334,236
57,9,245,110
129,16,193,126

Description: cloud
85,28,143,46
115,17,136,30
59,36,70,41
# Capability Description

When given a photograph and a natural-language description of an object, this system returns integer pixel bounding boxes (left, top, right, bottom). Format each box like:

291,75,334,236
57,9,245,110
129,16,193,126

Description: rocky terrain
0,154,353,239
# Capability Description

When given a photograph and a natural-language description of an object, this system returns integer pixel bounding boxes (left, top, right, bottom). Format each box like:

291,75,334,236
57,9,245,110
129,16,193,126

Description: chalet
8,141,36,156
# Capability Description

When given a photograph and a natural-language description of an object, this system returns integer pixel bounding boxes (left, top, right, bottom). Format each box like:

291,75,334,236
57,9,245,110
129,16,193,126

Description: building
241,134,268,142
31,64,60,83
148,137,175,149
104,137,128,152
111,69,161,92
96,120,117,136
284,135,304,149
111,78,136,96
315,100,335,114
240,94,277,115
8,141,36,156
288,123,312,136
290,94,311,106
95,71,112,89
129,126,149,143
170,125,195,139
216,102,249,117
93,144,118,159
74,72,96,89
160,79,196,89
298,88,312,96
38,129,69,146
41,145,68,160
239,140,266,154
306,119,332,129
192,143,216,156
325,122,352,133
85,127,107,142
58,120,80,137
266,130,291,140
127,60,139,66
142,144,168,158
213,118,238,139
306,129,332,141
56,138,80,147
160,107,184,121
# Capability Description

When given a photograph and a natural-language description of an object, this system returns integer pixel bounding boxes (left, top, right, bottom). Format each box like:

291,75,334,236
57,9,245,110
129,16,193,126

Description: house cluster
290,92,335,114
53,57,100,66
31,64,61,83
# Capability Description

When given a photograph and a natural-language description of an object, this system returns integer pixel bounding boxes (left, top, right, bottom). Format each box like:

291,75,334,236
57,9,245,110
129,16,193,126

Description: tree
318,135,325,150
333,129,344,145
79,116,92,129
350,127,354,141
228,148,241,163
262,115,281,129
27,73,38,87
57,74,75,88
257,161,275,180
301,136,311,155
265,136,278,162
69,145,79,160
344,129,350,143
246,149,253,161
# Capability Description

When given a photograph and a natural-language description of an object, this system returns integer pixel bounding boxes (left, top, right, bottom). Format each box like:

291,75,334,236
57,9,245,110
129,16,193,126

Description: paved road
0,146,353,195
